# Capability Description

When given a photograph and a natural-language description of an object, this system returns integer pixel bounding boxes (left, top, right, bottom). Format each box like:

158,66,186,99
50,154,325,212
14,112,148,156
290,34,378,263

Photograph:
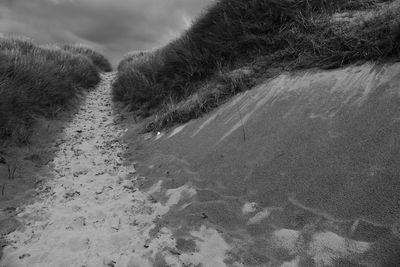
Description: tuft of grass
113,0,400,131
61,44,112,72
0,36,104,143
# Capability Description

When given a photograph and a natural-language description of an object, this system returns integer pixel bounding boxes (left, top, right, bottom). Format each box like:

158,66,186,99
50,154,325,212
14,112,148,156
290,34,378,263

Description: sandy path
0,73,193,267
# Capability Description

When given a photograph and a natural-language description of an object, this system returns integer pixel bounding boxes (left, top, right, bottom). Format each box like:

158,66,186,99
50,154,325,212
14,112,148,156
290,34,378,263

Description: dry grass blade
7,162,16,180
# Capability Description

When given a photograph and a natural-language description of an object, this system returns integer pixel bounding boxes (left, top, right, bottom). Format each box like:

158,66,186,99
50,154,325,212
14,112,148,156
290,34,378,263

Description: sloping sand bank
124,63,400,266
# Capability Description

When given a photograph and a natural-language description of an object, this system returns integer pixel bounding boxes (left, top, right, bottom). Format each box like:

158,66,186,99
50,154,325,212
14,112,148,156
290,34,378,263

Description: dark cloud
0,0,215,66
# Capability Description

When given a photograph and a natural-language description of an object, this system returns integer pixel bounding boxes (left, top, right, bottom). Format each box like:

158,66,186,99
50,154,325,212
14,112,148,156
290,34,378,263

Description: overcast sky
0,0,215,66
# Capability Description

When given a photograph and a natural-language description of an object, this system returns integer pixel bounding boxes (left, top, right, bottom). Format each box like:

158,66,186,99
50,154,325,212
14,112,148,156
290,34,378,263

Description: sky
0,0,215,66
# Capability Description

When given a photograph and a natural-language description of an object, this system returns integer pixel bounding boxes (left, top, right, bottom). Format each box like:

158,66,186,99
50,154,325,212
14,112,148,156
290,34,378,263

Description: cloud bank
0,0,215,65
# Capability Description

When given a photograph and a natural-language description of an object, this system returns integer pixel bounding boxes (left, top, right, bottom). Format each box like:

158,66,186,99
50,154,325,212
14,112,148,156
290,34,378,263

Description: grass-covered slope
113,0,400,131
0,36,109,143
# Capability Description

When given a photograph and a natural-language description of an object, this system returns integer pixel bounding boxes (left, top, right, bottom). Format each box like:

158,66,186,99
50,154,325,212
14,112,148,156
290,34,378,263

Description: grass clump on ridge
61,44,112,72
0,36,104,143
117,51,150,72
113,0,400,131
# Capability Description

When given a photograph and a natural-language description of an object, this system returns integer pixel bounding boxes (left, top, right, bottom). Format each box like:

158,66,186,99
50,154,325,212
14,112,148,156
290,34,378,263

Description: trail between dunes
0,72,382,267
0,73,224,267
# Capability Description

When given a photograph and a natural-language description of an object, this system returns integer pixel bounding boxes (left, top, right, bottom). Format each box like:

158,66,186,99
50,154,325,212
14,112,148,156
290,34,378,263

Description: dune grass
117,50,150,72
61,44,112,72
0,36,104,143
113,0,400,131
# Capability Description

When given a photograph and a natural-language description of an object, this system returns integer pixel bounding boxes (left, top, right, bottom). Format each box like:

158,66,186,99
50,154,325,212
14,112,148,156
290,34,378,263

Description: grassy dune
0,36,110,143
113,0,400,131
